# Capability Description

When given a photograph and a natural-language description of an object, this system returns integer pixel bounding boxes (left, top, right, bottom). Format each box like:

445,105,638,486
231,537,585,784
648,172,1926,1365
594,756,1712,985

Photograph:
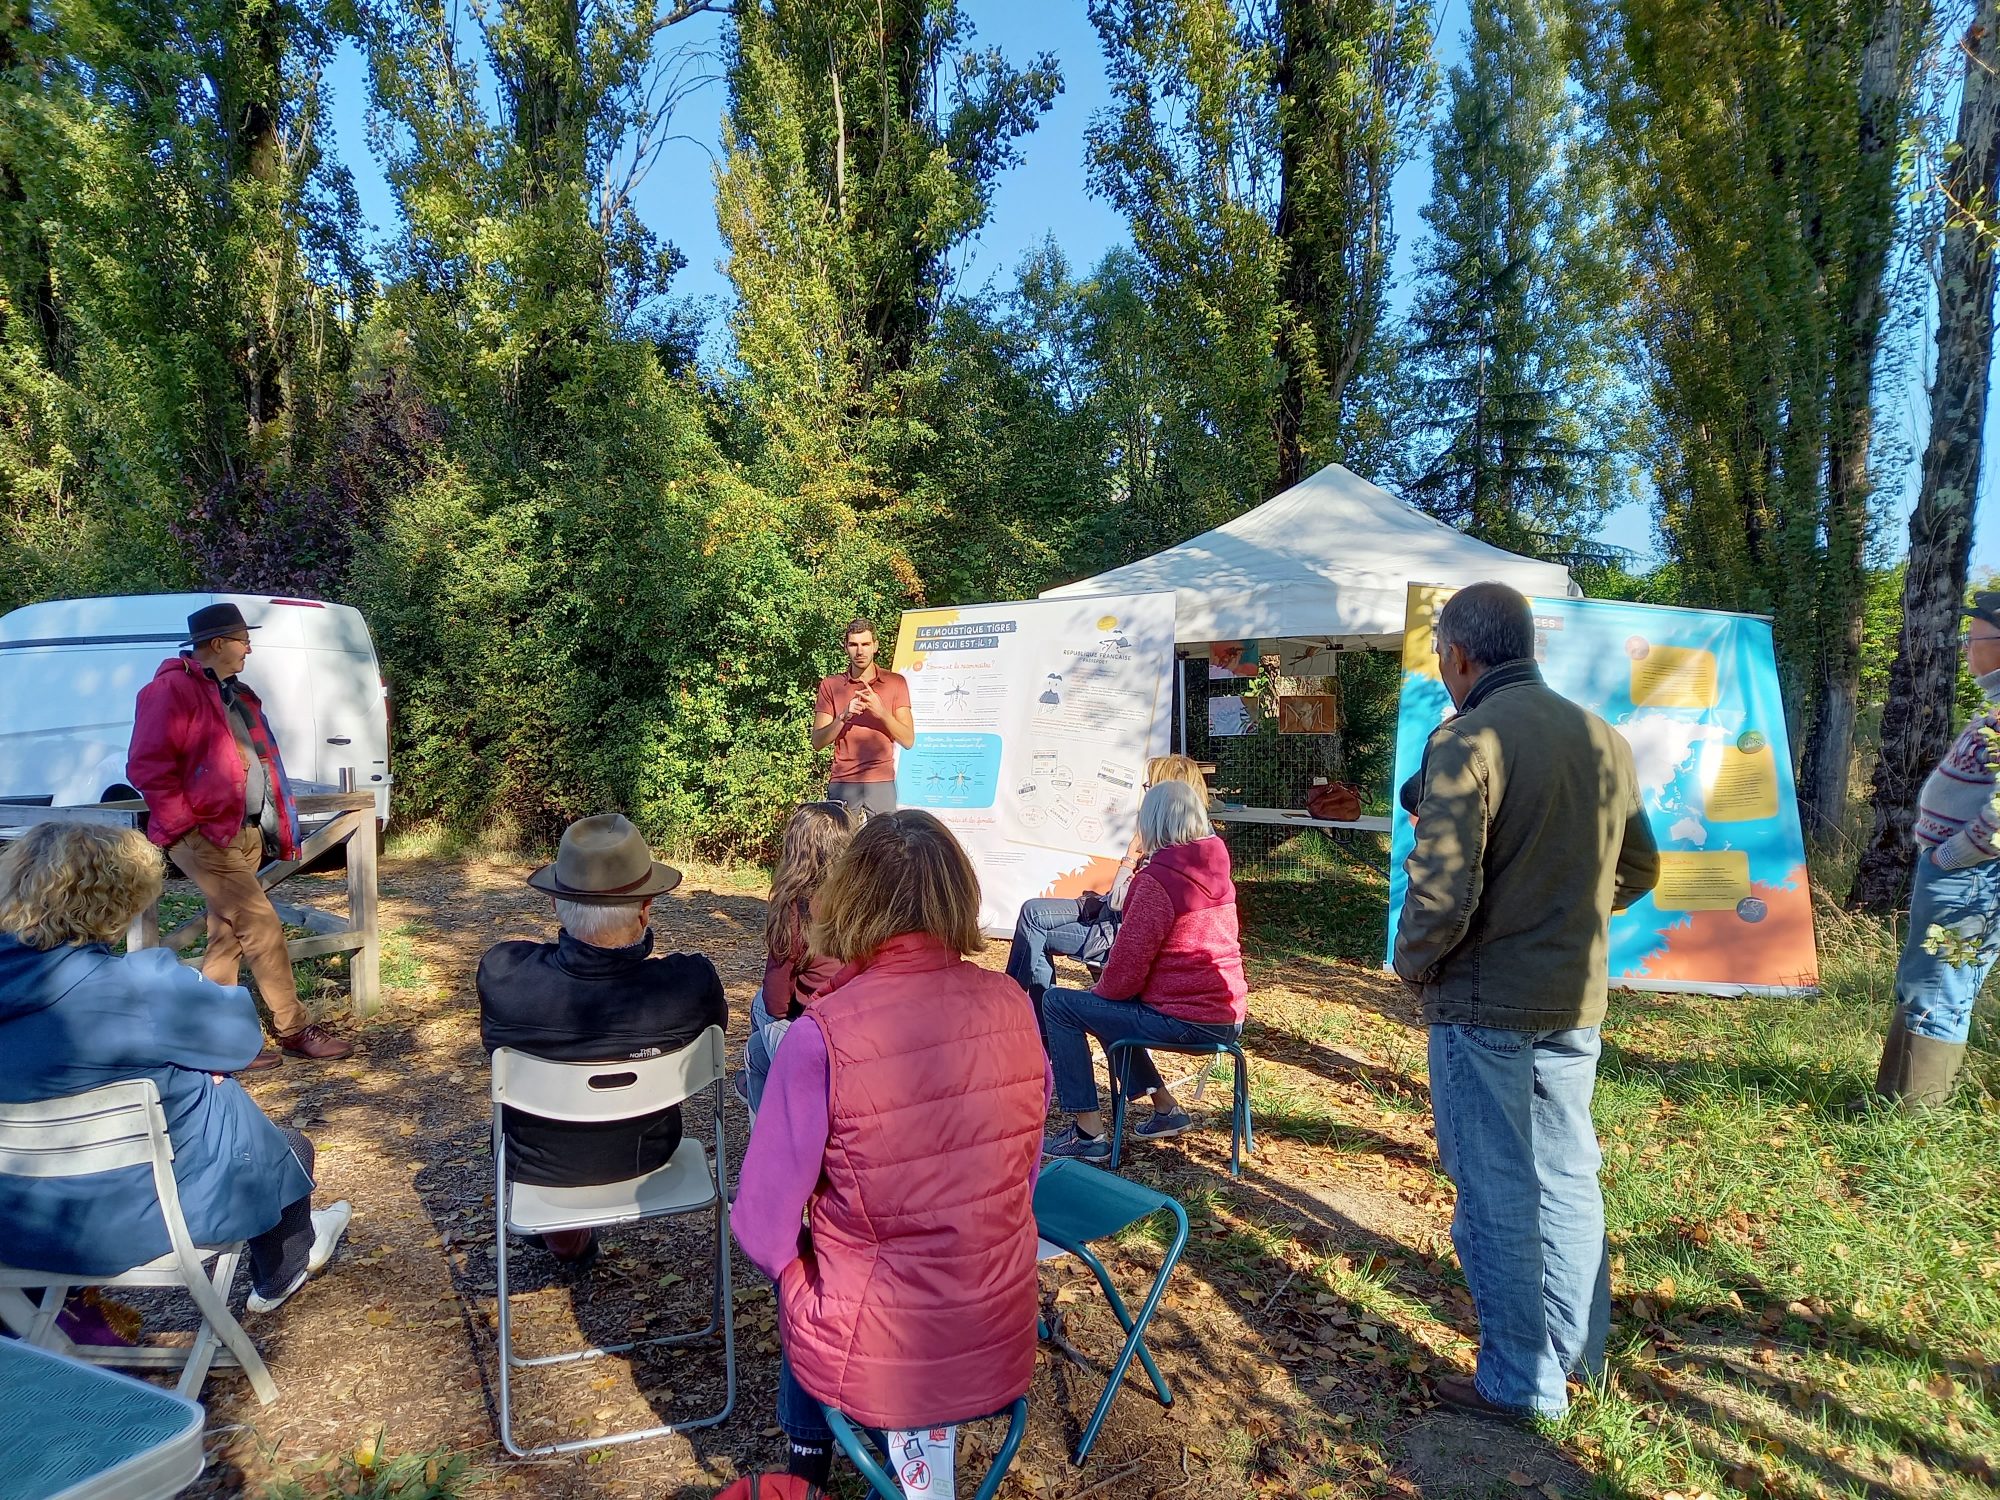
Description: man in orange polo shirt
811,618,915,817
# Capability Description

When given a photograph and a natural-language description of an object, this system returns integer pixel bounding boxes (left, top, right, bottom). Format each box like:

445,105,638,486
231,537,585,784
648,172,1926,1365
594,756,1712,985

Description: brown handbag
1305,781,1363,822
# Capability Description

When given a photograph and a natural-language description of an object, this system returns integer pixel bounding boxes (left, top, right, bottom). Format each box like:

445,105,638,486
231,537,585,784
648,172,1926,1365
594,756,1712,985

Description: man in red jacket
127,602,353,1067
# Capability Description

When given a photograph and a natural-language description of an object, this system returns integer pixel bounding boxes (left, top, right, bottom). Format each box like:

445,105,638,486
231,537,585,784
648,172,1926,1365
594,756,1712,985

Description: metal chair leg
1067,1197,1189,1464
494,1082,737,1458
176,1245,277,1404
1108,1051,1129,1171
1072,1245,1171,1404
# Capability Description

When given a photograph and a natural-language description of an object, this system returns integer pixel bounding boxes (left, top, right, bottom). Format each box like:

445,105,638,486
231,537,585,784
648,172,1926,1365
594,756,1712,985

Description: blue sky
318,0,1998,577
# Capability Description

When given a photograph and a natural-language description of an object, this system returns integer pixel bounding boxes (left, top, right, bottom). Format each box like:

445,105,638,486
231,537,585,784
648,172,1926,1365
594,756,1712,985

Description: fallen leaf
1507,1470,1534,1487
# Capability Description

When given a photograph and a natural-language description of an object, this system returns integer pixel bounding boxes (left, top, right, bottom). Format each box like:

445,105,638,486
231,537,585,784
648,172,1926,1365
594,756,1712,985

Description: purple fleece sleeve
732,1014,832,1283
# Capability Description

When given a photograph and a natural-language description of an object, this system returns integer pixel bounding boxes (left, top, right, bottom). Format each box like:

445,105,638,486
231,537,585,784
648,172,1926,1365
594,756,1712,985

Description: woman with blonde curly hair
0,821,350,1313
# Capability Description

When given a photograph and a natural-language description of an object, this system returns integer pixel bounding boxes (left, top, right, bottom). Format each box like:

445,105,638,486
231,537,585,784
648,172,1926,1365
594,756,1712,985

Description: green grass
1561,902,2000,1498
1230,825,1392,966
259,1439,473,1500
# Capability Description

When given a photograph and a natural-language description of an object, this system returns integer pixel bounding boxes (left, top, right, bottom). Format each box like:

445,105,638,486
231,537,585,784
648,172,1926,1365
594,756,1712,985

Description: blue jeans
1895,852,2000,1044
745,986,792,1113
1042,986,1240,1113
1005,899,1118,1007
1429,1023,1610,1417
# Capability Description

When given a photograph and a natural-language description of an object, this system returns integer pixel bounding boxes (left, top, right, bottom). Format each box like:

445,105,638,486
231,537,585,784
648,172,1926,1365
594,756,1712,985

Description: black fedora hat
1965,591,2000,633
526,814,683,904
187,602,259,645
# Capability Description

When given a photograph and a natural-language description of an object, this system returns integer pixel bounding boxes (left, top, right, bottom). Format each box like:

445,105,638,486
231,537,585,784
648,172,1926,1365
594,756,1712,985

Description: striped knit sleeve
1934,717,2000,869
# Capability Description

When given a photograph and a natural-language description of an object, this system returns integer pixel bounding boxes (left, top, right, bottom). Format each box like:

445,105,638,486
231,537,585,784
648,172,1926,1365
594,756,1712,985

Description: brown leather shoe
278,1024,355,1061
1434,1373,1536,1425
237,1046,284,1074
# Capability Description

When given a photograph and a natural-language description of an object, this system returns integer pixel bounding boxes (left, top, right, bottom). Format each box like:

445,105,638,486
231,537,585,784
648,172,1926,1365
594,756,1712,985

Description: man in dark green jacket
1394,582,1659,1423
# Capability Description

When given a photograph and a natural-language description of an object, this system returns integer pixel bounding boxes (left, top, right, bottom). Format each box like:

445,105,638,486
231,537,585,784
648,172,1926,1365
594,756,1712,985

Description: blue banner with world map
1387,585,1818,994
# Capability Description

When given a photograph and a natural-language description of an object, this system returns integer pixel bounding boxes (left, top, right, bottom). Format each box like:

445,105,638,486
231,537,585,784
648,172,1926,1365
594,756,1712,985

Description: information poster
894,593,1177,934
1386,585,1818,994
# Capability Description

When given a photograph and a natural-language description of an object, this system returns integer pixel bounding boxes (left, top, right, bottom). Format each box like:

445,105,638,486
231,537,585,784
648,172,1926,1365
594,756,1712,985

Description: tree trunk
1850,0,2000,912
1272,0,1311,490
510,0,586,212
224,0,289,447
1798,0,1910,845
1,0,64,368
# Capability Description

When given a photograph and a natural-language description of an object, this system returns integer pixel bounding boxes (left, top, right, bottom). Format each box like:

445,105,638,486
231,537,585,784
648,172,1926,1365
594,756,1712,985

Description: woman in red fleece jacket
1043,779,1247,1161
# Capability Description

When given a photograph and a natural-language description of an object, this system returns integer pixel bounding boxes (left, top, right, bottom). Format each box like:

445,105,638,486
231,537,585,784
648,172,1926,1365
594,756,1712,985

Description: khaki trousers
168,824,311,1037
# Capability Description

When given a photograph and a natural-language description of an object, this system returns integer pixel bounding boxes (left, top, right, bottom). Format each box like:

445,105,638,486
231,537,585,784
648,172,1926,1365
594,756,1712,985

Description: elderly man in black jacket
478,814,727,1263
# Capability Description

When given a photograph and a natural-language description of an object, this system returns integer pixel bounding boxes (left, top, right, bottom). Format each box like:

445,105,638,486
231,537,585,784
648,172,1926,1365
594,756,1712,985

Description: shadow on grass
1613,1323,1999,1499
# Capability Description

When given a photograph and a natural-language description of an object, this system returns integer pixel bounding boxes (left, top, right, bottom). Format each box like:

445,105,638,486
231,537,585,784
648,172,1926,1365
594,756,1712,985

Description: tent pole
1177,656,1188,753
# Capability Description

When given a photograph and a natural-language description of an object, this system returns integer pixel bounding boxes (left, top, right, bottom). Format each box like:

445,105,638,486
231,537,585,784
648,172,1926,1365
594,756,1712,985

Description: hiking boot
237,1046,284,1074
1042,1124,1111,1162
1434,1373,1536,1426
278,1024,354,1061
247,1200,352,1313
1134,1108,1193,1141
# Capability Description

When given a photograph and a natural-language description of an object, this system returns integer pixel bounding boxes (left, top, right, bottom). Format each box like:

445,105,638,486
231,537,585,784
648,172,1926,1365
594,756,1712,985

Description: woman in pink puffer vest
732,811,1050,1490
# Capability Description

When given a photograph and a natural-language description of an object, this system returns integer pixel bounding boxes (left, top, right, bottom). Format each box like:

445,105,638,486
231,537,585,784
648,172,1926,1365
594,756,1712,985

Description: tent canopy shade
1040,463,1579,650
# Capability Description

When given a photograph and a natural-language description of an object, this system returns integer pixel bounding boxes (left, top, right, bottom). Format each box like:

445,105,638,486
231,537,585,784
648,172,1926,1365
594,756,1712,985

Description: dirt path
168,850,1584,1499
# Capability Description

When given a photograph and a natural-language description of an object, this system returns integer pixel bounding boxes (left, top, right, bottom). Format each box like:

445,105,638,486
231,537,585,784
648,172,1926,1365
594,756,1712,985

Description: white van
0,593,392,829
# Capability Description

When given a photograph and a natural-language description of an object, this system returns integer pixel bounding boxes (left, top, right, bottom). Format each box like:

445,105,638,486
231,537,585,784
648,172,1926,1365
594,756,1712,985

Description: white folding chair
491,1024,735,1456
0,1078,279,1405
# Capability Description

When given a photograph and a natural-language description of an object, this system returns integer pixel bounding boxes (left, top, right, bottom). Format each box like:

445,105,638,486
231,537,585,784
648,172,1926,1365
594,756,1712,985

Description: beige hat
527,814,683,904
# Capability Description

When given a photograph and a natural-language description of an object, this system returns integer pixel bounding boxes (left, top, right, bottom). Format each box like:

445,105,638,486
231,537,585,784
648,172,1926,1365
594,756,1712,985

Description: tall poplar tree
1404,0,1626,550
715,0,1058,488
1086,0,1431,519
0,0,368,608
1272,0,1432,486
1587,0,1924,834
1086,0,1283,528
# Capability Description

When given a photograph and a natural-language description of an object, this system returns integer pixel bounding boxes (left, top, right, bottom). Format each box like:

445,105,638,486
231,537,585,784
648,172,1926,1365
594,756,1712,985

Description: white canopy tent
1040,462,1578,656
1040,463,1580,829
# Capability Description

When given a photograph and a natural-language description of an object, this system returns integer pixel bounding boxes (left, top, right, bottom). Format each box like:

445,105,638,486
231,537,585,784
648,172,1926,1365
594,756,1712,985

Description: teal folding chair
820,1398,1029,1500
1106,1035,1252,1177
1033,1159,1189,1464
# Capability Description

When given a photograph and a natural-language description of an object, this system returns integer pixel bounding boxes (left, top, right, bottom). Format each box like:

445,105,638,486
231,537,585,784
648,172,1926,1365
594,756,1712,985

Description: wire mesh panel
1182,649,1402,813
1217,815,1391,967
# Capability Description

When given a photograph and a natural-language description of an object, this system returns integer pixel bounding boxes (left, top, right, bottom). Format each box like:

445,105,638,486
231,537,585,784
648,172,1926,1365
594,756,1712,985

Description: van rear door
263,599,391,826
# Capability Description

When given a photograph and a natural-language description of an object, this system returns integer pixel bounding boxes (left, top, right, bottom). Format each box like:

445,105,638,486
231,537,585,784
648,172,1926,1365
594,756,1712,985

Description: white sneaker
247,1200,352,1313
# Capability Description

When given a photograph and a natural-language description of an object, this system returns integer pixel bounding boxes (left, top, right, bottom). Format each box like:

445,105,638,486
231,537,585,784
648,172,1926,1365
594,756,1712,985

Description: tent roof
1041,463,1579,649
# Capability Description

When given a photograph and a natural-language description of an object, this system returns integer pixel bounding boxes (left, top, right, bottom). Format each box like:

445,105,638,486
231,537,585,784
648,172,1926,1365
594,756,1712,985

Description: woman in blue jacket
0,821,349,1311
